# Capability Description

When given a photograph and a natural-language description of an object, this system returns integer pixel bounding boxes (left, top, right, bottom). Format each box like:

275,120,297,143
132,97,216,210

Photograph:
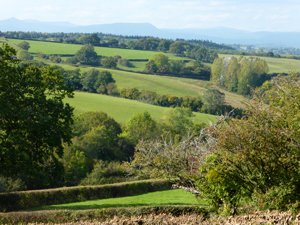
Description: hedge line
0,180,172,212
0,206,208,224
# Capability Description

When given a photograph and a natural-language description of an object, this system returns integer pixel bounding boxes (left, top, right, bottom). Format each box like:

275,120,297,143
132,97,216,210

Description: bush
18,51,32,61
80,161,129,185
101,56,117,68
49,55,62,63
17,41,30,50
118,58,130,67
197,74,300,214
0,180,172,212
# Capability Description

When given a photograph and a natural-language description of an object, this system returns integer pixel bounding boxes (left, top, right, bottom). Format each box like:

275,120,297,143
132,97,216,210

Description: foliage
101,56,117,68
0,43,74,178
160,107,195,139
37,52,48,59
169,41,185,55
199,74,300,213
132,132,212,191
17,41,30,50
202,89,225,114
73,111,121,138
73,45,99,65
186,46,218,63
118,58,130,67
119,87,141,99
49,54,62,63
71,111,133,162
211,56,270,95
123,111,160,144
82,69,115,93
145,53,170,73
80,160,129,185
0,176,24,193
0,180,172,212
77,33,101,46
62,147,89,186
18,50,32,61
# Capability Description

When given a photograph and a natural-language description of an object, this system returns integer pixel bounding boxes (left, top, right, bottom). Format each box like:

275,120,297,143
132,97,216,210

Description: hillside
7,38,188,60
65,91,216,124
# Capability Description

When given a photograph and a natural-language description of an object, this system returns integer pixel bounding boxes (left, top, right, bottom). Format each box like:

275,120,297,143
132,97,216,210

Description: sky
1,0,300,32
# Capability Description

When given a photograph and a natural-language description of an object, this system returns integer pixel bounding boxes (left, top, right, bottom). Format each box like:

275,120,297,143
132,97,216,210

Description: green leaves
0,43,74,178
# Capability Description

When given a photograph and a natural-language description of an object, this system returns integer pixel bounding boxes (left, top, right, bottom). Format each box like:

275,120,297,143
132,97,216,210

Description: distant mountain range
1,17,300,48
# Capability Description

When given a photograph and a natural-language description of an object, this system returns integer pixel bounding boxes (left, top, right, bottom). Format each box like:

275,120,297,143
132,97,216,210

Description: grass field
219,54,300,74
30,189,207,211
41,60,246,109
65,92,216,124
47,63,204,97
8,39,187,60
117,61,148,72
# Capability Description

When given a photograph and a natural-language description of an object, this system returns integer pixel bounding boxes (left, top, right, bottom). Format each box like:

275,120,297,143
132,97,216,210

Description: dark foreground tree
0,44,74,178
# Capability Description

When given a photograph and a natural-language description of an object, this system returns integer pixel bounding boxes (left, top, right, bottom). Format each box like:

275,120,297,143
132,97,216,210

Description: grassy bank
65,92,217,124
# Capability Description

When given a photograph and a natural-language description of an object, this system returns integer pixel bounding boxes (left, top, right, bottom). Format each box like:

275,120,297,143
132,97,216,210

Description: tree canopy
17,41,30,50
0,43,74,178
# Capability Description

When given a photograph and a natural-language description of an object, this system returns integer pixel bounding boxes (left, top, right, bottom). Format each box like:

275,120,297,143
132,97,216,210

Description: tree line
144,53,211,79
211,56,271,95
1,31,232,62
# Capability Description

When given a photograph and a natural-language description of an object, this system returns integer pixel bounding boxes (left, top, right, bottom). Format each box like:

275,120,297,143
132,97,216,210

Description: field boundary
0,180,172,212
0,206,208,224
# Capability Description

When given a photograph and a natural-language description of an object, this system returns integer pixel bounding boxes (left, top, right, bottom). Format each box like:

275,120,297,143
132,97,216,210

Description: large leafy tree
0,44,74,178
74,45,99,65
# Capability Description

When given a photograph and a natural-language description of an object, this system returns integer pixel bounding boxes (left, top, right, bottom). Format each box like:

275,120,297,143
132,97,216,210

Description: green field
219,54,300,74
30,189,207,211
66,92,216,124
117,61,148,72
8,39,187,60
46,63,204,97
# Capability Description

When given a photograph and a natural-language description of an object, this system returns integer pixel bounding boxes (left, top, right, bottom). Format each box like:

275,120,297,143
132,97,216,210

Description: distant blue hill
1,17,300,48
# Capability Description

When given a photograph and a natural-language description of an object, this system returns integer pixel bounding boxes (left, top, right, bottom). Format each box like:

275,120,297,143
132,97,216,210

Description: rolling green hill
8,38,187,60
65,91,216,124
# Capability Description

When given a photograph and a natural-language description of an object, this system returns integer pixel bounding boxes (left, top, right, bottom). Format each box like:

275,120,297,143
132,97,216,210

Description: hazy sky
1,0,299,32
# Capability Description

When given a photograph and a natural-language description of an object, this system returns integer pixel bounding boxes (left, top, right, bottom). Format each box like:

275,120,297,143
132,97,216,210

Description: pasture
8,38,187,60
219,53,300,74
30,189,207,211
65,91,216,124
42,60,246,109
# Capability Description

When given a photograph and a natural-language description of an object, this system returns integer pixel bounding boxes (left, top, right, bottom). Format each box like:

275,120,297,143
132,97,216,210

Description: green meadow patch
65,92,216,124
31,189,207,211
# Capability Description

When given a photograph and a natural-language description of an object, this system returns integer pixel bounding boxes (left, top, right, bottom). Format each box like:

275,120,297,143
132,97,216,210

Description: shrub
0,180,172,212
80,161,129,185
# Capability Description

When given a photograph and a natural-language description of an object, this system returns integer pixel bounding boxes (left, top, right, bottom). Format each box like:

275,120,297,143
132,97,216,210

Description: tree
161,107,195,139
101,56,117,69
123,111,160,144
18,51,32,61
158,40,172,52
82,69,115,93
74,45,99,65
17,41,30,50
108,39,119,48
169,41,184,55
202,89,225,114
0,44,74,178
145,53,169,73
